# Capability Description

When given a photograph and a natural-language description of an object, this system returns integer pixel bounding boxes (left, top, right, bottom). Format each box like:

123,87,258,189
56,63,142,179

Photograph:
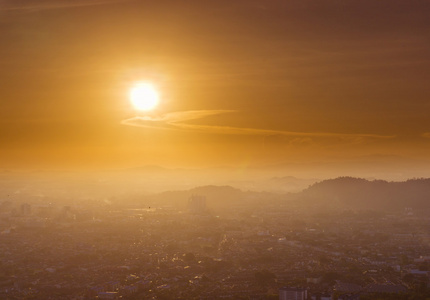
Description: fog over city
1,0,430,299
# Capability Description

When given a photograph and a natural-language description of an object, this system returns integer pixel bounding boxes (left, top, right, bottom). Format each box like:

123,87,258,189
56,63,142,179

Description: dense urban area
1,179,430,300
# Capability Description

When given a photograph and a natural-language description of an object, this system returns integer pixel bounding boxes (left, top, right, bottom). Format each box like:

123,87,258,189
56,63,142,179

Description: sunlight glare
129,82,159,111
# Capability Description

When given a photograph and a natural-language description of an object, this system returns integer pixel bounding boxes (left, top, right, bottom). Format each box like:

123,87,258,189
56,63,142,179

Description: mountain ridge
144,177,430,213
300,176,430,211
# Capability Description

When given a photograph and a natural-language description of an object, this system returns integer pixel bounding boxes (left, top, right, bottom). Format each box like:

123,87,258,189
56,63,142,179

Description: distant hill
145,185,281,212
141,177,430,214
300,177,430,211
265,176,317,193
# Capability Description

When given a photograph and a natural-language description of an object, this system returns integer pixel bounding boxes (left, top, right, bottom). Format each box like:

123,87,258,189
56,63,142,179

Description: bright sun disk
129,82,159,111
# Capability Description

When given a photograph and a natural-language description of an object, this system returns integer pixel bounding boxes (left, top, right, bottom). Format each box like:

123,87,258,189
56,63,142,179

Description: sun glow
129,82,159,111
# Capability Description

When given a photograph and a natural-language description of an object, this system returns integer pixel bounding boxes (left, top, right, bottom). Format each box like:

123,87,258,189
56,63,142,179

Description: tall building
20,203,32,215
188,195,206,213
279,287,308,300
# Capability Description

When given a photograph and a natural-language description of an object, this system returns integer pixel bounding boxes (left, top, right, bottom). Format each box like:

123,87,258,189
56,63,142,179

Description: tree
255,269,276,286
183,252,196,263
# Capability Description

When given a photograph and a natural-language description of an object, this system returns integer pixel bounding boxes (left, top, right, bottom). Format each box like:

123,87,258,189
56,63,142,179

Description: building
20,203,31,215
311,293,332,300
279,287,308,300
188,195,206,213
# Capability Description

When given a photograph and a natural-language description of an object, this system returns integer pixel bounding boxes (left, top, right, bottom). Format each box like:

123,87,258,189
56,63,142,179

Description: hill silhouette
142,177,430,214
145,185,280,213
300,177,430,211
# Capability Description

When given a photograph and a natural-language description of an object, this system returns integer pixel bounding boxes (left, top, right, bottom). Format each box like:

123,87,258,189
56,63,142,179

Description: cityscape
1,0,430,299
1,174,430,299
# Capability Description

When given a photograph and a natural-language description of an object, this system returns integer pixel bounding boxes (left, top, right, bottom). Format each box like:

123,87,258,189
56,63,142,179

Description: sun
129,82,159,111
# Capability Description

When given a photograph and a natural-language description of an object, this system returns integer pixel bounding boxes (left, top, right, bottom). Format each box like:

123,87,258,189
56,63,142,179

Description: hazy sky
1,0,430,173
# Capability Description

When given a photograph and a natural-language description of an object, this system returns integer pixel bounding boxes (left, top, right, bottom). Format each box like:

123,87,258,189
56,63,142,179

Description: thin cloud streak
170,123,394,139
120,110,234,131
121,110,395,140
159,110,235,123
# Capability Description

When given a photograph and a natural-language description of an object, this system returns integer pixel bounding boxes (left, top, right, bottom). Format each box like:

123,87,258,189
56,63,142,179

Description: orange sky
1,0,430,175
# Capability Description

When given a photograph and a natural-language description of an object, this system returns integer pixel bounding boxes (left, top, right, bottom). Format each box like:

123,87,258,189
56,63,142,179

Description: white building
279,287,308,300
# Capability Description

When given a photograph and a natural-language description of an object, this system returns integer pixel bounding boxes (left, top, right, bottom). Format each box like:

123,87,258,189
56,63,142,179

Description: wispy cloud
422,133,430,138
0,0,131,12
121,110,395,140
157,110,234,123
